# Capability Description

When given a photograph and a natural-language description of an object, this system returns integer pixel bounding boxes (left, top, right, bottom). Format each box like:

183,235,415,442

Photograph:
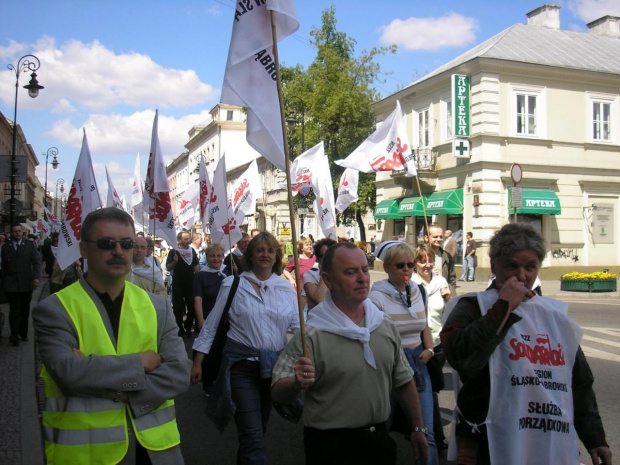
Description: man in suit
1,224,41,346
33,207,191,464
442,229,458,260
428,224,457,297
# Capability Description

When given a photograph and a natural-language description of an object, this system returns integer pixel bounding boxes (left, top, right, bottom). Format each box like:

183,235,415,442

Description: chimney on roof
526,4,561,30
587,16,620,38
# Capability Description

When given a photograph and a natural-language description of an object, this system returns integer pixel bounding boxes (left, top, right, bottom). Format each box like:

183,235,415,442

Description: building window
592,101,611,141
516,93,537,135
417,107,430,148
443,98,453,141
227,110,234,121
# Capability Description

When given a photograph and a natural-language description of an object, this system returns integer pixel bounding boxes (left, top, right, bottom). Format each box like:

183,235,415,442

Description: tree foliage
282,5,396,240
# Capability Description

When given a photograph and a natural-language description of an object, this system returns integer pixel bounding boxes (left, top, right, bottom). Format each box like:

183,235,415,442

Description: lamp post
60,193,67,219
55,179,65,218
285,96,306,153
43,147,60,210
7,54,44,227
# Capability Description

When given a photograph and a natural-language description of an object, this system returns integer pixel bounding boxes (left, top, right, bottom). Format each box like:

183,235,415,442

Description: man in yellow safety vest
33,207,192,464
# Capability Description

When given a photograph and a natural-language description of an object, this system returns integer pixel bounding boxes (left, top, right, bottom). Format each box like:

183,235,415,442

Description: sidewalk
0,273,617,464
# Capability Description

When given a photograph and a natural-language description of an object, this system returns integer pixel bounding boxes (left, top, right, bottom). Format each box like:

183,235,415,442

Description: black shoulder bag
202,275,240,383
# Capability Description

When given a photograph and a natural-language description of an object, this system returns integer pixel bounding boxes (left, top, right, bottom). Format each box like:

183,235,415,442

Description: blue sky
1,0,618,202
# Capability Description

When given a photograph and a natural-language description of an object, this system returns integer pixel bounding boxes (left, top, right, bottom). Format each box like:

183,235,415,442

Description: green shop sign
452,74,470,137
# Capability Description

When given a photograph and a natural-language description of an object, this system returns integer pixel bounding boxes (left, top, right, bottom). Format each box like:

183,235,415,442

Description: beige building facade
374,6,620,279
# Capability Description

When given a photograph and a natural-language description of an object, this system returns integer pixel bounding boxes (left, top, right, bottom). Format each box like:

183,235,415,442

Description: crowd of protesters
1,215,612,465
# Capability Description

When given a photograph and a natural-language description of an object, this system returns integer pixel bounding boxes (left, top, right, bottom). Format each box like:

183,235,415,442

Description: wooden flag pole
270,10,308,357
414,173,430,239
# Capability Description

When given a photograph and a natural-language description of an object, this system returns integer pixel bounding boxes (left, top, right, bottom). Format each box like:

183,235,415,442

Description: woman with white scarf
192,232,299,465
369,241,439,465
193,242,231,329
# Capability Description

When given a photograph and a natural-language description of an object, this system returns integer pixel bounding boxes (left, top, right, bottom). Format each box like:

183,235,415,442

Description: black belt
306,422,387,435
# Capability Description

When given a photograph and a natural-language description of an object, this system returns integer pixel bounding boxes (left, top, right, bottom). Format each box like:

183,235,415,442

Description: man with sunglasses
33,207,191,465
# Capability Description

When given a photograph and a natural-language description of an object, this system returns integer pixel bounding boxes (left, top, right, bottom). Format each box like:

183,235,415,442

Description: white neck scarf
307,291,385,369
177,247,193,265
131,262,164,284
200,263,228,277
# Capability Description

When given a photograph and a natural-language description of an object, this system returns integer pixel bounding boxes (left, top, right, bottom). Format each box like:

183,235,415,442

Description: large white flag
198,156,210,233
336,101,416,177
210,156,242,250
106,166,124,210
220,0,299,171
38,218,51,239
231,160,261,220
335,168,359,213
44,206,61,231
57,130,103,270
310,143,336,239
177,183,200,230
131,153,143,209
143,111,176,246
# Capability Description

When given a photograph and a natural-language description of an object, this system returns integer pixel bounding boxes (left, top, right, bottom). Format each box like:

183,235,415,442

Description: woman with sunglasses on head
411,244,451,451
191,232,300,465
369,241,439,465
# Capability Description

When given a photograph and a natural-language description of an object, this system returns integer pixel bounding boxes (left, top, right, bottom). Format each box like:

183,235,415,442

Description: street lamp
7,54,44,227
286,96,306,153
55,179,65,218
43,147,60,209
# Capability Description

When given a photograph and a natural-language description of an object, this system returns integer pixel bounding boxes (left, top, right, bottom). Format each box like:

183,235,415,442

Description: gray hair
82,207,135,242
489,223,547,263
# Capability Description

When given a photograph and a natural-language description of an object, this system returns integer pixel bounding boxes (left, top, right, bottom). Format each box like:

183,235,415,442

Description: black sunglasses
84,238,135,250
393,262,415,269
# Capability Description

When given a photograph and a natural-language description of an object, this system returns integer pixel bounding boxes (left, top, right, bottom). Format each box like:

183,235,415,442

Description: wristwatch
413,426,429,435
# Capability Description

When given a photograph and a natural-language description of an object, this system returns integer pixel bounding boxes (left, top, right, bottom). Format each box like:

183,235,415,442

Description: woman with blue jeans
192,232,300,464
370,241,439,465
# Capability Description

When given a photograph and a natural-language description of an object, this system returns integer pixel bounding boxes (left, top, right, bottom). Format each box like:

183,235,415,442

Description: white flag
309,142,336,239
120,194,128,213
44,206,61,231
210,156,242,250
199,155,211,233
57,130,103,270
106,166,124,210
143,111,176,246
231,160,260,221
336,101,416,177
178,183,200,229
220,0,299,171
131,153,143,209
277,142,323,196
335,168,359,213
38,218,51,239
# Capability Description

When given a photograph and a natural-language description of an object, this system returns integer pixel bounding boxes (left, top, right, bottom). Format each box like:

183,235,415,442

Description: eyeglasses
392,262,415,269
83,238,135,250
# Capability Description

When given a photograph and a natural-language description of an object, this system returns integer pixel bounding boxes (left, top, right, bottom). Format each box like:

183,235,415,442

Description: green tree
282,5,395,241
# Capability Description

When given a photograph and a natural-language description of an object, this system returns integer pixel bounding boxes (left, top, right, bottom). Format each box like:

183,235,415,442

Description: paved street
1,276,618,464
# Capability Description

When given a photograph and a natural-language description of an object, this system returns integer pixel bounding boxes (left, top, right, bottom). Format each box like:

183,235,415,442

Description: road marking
582,346,620,362
582,334,620,349
582,327,620,337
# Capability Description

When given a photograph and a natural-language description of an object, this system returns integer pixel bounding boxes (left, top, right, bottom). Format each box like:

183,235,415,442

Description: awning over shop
509,188,561,215
422,189,464,215
397,196,423,217
374,198,401,219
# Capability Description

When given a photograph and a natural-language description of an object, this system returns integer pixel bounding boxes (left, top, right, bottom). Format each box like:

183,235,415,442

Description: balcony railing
391,148,437,177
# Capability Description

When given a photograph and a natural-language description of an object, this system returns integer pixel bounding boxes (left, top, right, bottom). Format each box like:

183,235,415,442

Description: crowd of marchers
0,209,612,465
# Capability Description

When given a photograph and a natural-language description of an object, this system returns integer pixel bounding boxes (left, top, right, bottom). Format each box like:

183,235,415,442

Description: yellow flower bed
561,272,617,280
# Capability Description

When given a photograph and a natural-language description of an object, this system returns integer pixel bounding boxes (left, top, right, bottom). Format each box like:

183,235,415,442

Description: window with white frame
592,100,611,142
516,93,537,135
444,98,453,141
417,107,430,148
587,93,617,143
511,85,545,138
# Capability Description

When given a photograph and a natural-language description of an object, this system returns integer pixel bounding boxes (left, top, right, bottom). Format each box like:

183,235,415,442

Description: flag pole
413,161,430,239
270,10,308,356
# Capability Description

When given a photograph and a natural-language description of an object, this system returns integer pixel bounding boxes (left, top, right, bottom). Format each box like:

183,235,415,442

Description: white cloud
46,109,213,159
207,4,223,15
568,0,620,23
379,12,479,52
51,98,77,115
9,37,217,112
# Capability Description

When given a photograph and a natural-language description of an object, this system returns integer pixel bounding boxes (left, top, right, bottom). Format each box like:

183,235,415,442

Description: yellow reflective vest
41,281,180,465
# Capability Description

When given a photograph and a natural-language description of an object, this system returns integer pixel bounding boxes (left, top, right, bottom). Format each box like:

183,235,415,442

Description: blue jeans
230,361,273,465
403,345,439,465
460,255,475,281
